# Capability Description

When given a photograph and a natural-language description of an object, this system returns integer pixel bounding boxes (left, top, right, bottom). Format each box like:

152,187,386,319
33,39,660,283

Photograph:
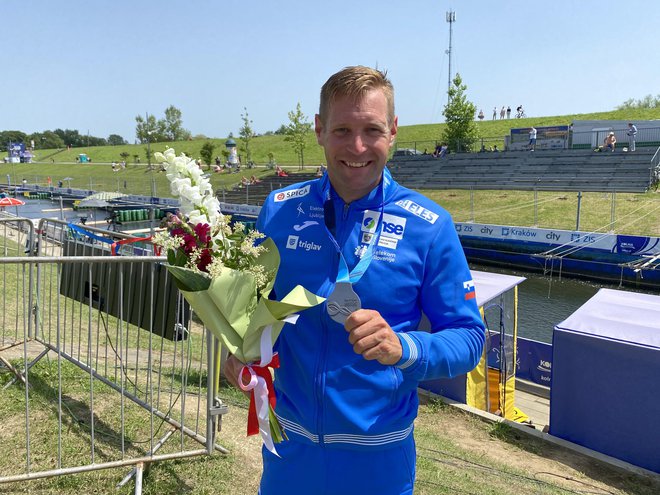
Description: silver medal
326,282,361,324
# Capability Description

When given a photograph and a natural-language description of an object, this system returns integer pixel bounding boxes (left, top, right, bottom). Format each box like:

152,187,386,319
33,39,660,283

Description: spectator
627,123,637,152
275,164,288,177
528,126,537,151
493,144,500,152
240,176,249,187
250,175,261,184
604,132,616,152
477,109,485,120
500,106,506,119
492,107,497,120
433,143,448,158
506,106,511,119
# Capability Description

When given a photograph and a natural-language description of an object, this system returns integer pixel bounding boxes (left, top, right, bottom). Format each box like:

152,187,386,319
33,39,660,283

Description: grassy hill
26,107,660,167
3,108,658,236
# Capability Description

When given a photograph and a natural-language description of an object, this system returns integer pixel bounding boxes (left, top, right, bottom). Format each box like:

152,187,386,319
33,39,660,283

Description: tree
284,102,312,170
135,114,162,144
199,141,216,166
0,130,28,151
616,94,660,110
239,107,255,164
135,106,190,143
442,73,479,152
162,105,190,141
108,134,127,146
27,131,64,149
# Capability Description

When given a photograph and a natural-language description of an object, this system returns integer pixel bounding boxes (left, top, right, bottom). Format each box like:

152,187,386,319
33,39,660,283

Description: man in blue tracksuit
225,66,485,494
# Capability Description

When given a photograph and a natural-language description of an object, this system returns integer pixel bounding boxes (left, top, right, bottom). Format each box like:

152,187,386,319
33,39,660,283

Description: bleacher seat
389,148,658,193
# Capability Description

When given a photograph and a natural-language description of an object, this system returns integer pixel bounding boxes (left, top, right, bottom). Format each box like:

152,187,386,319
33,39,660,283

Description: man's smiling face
315,89,397,203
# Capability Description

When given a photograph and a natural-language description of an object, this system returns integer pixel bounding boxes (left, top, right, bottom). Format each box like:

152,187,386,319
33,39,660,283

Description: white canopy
555,288,660,348
471,270,526,307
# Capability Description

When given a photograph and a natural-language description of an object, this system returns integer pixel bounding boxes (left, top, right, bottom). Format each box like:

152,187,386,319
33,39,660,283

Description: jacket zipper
315,200,350,445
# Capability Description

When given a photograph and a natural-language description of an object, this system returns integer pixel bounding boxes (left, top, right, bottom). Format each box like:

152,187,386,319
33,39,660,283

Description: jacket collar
316,167,397,210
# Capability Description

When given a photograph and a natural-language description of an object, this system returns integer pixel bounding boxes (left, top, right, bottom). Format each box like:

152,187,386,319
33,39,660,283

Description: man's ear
315,114,323,144
389,116,399,146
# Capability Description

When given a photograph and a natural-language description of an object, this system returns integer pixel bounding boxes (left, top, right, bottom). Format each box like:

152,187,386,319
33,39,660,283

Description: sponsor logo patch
361,211,380,233
361,211,407,251
395,199,439,224
285,234,322,252
286,235,299,249
293,220,319,231
274,185,311,202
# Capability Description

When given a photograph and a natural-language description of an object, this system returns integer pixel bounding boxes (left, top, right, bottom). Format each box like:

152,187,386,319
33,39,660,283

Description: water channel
471,262,657,344
5,198,656,345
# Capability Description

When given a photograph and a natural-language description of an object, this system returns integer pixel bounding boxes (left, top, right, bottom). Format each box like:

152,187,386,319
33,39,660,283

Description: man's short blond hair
319,66,395,125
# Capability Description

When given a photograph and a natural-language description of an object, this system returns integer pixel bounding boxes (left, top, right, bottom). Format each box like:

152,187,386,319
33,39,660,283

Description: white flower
156,148,224,234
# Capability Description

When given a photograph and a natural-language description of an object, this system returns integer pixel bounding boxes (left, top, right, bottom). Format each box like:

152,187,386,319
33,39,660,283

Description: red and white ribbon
238,315,299,456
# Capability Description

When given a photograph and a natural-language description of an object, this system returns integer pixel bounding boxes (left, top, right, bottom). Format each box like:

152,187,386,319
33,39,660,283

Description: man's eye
333,128,348,136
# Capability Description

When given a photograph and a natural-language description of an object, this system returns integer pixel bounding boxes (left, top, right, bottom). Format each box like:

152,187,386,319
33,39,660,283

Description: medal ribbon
322,189,385,286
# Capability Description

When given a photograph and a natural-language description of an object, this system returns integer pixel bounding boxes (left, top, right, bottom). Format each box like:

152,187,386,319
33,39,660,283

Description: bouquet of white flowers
153,148,324,454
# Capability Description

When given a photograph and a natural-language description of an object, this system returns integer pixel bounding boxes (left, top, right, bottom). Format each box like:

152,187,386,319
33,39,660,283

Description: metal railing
395,125,660,154
0,218,228,493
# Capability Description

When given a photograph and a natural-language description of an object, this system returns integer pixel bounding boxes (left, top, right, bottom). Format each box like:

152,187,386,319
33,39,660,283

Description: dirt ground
413,395,660,495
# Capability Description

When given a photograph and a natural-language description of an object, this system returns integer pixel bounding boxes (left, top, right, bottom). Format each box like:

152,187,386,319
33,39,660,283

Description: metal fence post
610,191,616,233
576,191,582,231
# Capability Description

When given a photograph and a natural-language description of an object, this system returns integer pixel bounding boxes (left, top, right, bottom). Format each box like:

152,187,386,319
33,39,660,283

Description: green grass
424,189,660,237
22,107,660,168
4,368,659,494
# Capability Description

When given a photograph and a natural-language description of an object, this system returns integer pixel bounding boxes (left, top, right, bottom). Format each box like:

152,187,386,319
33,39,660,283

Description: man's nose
348,133,368,154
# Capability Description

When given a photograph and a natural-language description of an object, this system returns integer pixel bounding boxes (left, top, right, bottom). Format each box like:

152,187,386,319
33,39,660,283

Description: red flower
194,223,211,245
197,248,213,272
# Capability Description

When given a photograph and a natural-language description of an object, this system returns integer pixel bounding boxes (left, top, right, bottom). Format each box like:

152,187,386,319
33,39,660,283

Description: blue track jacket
256,169,485,451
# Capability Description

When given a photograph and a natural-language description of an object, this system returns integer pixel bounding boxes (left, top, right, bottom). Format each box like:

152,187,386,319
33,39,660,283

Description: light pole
446,10,456,106
143,112,156,197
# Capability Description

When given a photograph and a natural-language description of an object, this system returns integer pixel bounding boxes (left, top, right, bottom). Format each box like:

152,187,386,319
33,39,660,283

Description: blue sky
2,1,658,143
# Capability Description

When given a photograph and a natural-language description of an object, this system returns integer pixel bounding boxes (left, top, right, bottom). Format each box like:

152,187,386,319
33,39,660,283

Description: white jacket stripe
277,413,413,446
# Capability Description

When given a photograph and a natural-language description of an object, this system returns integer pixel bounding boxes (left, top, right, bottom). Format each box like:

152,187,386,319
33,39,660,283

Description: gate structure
0,218,228,493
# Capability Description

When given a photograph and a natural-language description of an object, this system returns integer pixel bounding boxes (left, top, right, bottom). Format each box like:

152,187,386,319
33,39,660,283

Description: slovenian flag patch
463,280,476,300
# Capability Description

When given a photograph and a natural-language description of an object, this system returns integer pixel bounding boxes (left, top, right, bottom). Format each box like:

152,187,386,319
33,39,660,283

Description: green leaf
268,405,288,443
174,249,188,267
166,265,211,292
167,248,176,265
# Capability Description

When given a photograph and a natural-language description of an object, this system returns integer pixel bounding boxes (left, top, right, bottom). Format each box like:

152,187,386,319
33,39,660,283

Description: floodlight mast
446,10,456,105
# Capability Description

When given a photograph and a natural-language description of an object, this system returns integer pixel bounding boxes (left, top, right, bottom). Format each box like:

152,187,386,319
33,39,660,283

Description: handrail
650,146,660,188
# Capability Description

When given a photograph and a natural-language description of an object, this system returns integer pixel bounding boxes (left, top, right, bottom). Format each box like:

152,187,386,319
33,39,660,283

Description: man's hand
345,309,402,365
224,354,247,391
